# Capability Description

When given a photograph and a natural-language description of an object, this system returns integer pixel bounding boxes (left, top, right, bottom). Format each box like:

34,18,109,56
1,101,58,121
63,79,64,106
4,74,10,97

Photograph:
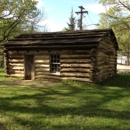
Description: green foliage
64,8,76,31
0,0,44,44
0,68,130,130
98,0,130,65
0,46,3,67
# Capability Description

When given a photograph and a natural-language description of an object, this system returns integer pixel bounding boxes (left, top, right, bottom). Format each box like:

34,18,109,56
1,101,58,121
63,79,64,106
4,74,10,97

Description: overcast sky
36,0,105,32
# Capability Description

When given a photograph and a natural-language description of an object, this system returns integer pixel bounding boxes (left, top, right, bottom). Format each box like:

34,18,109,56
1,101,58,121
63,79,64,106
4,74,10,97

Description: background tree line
97,0,130,65
65,0,130,65
1,0,130,67
0,0,45,67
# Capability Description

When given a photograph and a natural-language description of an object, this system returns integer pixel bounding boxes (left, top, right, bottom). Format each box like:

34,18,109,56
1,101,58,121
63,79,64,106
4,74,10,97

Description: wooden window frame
50,54,60,73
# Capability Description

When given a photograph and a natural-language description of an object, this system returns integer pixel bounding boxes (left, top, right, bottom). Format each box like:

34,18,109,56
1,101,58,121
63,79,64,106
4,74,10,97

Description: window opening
50,55,60,73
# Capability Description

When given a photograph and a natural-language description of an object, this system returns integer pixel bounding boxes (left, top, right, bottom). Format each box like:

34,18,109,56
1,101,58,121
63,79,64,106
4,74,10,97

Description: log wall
4,49,97,82
94,39,117,82
5,51,24,78
4,38,117,83
34,49,96,82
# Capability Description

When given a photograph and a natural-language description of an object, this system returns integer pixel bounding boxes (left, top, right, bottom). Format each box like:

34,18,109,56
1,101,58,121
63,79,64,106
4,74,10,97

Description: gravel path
117,64,130,73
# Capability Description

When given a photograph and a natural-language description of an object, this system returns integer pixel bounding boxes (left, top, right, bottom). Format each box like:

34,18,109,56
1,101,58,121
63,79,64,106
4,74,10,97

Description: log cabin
4,29,119,83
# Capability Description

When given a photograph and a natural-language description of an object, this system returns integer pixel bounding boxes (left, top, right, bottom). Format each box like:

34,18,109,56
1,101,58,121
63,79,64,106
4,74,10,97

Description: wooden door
24,55,34,80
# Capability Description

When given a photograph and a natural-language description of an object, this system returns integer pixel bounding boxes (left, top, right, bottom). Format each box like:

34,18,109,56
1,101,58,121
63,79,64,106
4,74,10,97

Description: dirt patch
0,80,59,87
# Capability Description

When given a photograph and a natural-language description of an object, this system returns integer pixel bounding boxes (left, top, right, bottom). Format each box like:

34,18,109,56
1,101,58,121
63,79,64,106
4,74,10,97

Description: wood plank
61,63,93,68
35,59,49,63
35,68,50,72
97,51,108,57
7,49,95,56
9,70,24,74
61,54,91,58
35,75,61,80
35,64,50,68
6,44,98,49
35,55,49,59
61,72,92,78
9,63,24,66
60,59,91,63
35,75,92,82
8,51,19,55
36,72,93,78
7,74,24,77
35,72,60,75
9,66,24,70
9,59,24,62
61,68,91,72
8,55,24,58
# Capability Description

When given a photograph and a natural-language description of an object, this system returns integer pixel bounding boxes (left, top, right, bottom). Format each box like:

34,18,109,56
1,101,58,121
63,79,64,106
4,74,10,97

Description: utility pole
75,6,88,30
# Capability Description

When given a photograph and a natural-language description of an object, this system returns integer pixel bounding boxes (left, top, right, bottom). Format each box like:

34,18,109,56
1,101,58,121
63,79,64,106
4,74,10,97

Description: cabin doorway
24,55,34,80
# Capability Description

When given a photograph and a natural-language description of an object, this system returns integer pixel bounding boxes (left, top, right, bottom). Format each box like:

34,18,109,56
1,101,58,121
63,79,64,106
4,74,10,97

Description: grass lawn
0,68,130,130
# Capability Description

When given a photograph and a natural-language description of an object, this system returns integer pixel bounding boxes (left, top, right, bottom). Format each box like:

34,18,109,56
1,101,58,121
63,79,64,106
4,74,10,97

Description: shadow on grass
0,123,7,130
99,73,130,88
0,74,130,129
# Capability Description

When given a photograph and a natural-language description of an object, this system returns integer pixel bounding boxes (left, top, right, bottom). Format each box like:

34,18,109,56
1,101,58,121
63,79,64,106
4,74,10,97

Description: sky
36,0,105,32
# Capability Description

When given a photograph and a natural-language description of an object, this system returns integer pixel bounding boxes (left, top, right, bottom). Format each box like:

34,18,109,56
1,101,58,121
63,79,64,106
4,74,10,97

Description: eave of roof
4,29,119,50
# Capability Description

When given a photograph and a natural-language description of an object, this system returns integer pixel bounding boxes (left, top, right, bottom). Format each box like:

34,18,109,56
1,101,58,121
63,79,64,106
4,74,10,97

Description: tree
0,0,46,67
64,8,76,31
97,0,130,65
0,0,45,44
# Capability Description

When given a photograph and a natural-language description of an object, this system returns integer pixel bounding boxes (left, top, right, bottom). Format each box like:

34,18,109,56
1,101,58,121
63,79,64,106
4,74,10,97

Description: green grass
0,68,130,130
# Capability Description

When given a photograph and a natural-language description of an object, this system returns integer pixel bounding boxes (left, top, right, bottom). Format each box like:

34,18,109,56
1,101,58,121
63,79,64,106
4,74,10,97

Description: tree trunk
127,52,130,66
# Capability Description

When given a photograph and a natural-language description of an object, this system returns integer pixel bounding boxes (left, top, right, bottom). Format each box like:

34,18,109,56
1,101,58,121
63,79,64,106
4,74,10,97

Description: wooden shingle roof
4,29,119,50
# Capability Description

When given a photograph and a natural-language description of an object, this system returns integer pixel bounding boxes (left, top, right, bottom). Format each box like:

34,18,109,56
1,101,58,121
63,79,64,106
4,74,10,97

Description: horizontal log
35,75,61,80
61,72,92,78
7,49,97,56
9,66,24,70
9,70,24,74
35,75,92,82
97,65,115,69
61,68,91,72
9,63,24,66
61,63,93,68
7,74,24,77
6,45,98,51
35,68,50,72
97,51,108,57
9,59,24,62
96,61,116,65
35,64,50,68
97,62,116,66
107,65,116,69
96,70,116,76
100,41,114,49
96,68,115,73
35,72,60,75
109,55,117,58
8,56,24,59
35,60,49,63
8,51,20,55
61,59,91,63
35,55,49,59
97,57,109,61
98,48,116,55
99,44,115,51
61,54,91,59
35,71,92,78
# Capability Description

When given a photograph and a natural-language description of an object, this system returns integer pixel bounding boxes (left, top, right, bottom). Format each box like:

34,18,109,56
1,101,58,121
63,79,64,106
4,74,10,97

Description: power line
75,6,88,30
87,13,93,24
84,16,93,29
